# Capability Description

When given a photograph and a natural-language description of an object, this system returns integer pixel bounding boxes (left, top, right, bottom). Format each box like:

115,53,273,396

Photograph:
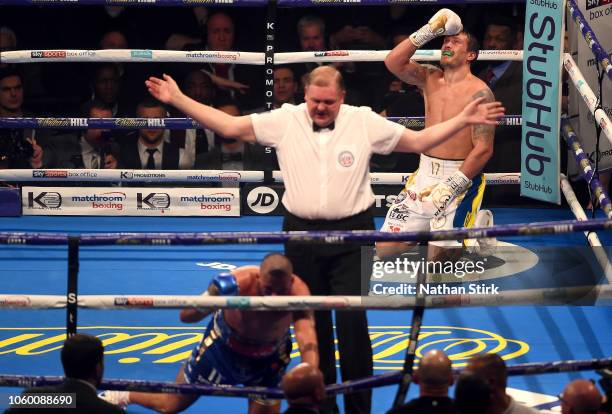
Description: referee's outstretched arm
393,96,504,153
145,74,504,153
146,74,258,142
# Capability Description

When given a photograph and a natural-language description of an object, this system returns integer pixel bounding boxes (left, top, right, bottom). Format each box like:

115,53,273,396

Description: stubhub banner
22,187,239,217
521,0,565,204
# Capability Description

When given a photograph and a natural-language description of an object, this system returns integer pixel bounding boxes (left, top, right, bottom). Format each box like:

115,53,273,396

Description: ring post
66,236,79,336
392,269,426,407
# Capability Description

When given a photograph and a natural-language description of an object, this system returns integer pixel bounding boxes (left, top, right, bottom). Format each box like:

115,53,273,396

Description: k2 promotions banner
567,0,612,178
521,0,565,204
22,187,240,217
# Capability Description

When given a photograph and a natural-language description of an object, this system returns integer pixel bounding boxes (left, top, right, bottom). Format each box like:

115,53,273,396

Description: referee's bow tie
313,122,335,132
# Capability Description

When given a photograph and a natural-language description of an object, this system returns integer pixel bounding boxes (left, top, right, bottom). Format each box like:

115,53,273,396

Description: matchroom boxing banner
567,0,612,178
521,0,565,204
21,187,240,217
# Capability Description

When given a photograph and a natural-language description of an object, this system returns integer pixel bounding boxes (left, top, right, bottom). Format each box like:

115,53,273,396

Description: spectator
466,353,539,414
0,26,17,69
298,15,326,53
195,101,269,177
375,78,423,173
273,66,300,108
98,30,128,88
0,69,43,170
559,379,602,414
117,99,180,170
5,333,123,414
375,27,425,173
294,14,331,89
477,15,523,206
386,350,456,414
0,69,24,118
88,63,131,117
0,26,45,98
206,11,234,52
295,15,366,106
80,6,142,50
249,66,301,113
478,16,521,108
320,17,388,109
43,99,118,170
282,363,326,414
99,30,128,50
388,26,412,52
454,371,491,414
204,12,254,103
329,23,385,51
183,69,215,106
163,7,209,51
380,27,425,120
171,69,216,169
183,12,260,110
97,29,150,112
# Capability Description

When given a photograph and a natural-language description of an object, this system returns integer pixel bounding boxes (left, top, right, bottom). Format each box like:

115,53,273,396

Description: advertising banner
22,187,240,217
240,184,404,216
521,0,565,203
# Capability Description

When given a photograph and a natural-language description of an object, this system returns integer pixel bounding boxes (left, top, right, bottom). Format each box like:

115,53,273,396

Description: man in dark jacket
6,333,123,414
117,98,181,170
43,100,119,170
477,16,523,206
386,350,456,414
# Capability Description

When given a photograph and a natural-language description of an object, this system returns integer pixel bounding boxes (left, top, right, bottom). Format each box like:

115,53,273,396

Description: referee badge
338,151,355,168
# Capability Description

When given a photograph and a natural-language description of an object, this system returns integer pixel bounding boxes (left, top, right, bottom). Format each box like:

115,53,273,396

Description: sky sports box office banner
22,187,240,217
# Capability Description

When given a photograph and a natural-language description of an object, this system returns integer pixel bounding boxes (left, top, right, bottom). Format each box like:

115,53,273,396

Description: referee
146,66,504,414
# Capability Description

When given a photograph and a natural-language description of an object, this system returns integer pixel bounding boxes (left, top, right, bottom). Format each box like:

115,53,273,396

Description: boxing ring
0,212,611,413
1,0,612,413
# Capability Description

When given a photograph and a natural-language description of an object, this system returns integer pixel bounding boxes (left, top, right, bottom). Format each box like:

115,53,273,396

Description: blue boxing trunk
184,310,291,387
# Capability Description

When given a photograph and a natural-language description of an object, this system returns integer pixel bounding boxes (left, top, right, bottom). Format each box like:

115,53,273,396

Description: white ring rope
564,53,612,147
561,175,612,284
1,286,611,310
0,49,524,64
0,169,520,185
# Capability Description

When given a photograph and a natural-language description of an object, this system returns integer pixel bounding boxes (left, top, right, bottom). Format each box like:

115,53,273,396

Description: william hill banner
22,187,240,217
521,0,565,204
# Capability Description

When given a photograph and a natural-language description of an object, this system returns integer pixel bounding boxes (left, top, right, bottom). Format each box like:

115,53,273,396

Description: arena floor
1,208,611,413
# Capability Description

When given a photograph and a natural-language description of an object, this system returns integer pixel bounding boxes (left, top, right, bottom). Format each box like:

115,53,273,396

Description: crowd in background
7,334,612,413
0,4,600,206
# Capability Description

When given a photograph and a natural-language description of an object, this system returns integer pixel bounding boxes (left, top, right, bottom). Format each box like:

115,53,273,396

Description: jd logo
247,186,279,214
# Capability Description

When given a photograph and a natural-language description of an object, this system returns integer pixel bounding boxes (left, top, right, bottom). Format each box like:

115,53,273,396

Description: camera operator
0,68,43,170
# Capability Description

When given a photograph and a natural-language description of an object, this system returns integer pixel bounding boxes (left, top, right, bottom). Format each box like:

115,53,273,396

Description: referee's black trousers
284,208,374,414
